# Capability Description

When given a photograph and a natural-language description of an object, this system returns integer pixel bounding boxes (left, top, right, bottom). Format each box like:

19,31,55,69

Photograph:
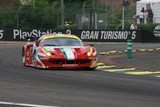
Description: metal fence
0,0,138,29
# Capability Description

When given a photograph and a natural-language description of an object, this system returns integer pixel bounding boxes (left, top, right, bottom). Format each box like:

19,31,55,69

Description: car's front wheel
22,49,27,66
88,67,96,70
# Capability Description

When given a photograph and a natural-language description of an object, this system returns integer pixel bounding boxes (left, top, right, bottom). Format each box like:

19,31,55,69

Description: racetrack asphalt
0,43,160,107
99,51,160,71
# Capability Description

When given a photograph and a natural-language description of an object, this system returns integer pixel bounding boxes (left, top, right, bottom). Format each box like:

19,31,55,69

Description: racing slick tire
22,48,27,66
88,68,96,70
32,51,38,68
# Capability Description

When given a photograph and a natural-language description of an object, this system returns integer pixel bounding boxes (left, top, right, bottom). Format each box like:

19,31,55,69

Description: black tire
22,48,27,66
88,67,96,70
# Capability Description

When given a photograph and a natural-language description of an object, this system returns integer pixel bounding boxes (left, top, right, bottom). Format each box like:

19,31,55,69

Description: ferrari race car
22,34,98,69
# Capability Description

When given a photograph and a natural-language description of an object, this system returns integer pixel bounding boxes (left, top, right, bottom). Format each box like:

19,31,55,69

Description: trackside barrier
0,29,159,43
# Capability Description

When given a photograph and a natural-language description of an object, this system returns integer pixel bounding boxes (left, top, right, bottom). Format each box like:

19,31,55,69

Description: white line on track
0,101,59,107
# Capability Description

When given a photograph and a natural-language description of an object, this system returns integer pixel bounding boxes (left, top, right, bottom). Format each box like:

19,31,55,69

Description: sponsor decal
80,30,136,40
0,30,3,39
62,64,78,67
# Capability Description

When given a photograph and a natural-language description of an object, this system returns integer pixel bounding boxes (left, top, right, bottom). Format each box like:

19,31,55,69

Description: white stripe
63,48,75,60
35,54,46,68
0,101,59,107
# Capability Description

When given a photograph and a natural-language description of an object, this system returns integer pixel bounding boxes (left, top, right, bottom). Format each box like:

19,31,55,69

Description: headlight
46,52,52,57
87,48,93,56
41,48,52,57
38,53,46,57
87,51,92,56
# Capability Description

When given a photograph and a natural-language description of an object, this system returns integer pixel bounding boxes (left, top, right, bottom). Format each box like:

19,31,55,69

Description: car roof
40,34,80,40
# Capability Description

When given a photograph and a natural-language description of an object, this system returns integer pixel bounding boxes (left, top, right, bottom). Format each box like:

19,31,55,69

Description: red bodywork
22,35,98,69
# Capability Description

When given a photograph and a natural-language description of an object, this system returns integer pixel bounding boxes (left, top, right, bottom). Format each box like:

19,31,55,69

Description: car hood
42,46,92,60
43,46,90,53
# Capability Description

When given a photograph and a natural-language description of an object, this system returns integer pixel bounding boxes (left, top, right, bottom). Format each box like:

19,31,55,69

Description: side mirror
25,37,39,42
28,43,33,47
27,38,32,42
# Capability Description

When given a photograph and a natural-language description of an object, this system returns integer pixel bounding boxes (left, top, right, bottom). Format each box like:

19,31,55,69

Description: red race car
22,34,98,69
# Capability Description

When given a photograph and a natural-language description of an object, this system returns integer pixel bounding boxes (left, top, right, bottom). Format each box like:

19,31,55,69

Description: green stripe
61,48,68,60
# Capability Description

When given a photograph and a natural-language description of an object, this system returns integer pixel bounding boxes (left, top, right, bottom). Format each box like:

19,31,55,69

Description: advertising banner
0,29,159,43
141,30,160,43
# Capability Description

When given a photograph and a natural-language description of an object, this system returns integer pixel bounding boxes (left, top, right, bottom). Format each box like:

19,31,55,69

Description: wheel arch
22,47,25,57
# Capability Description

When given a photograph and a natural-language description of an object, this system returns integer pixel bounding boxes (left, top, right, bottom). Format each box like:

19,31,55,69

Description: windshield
41,37,84,46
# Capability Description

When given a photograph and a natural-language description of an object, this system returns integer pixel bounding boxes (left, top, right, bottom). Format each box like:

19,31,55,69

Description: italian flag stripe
61,48,75,60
